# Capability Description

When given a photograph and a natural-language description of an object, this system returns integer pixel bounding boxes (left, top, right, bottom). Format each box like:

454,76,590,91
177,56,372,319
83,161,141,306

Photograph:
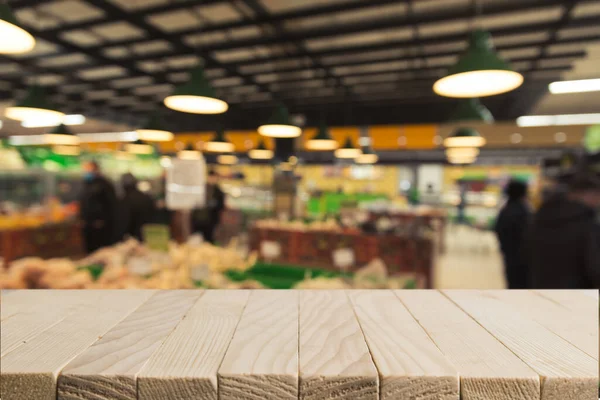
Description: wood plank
486,290,598,359
218,290,299,400
1,290,114,357
138,290,250,400
299,291,379,400
534,290,598,316
1,290,155,400
443,290,598,400
1,289,80,321
395,290,540,400
57,290,201,400
348,290,458,400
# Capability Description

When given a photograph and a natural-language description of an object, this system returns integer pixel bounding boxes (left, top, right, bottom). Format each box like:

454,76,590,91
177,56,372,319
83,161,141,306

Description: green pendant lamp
434,29,523,98
164,66,228,114
249,138,273,160
335,136,362,159
204,128,234,153
0,3,35,54
305,124,338,150
5,85,64,123
136,114,173,142
444,127,486,148
258,104,302,138
177,142,201,160
126,139,154,155
450,98,494,123
356,147,378,164
46,124,80,146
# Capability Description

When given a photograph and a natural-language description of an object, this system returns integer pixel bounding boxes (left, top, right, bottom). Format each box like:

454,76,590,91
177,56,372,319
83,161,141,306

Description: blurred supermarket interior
0,0,599,290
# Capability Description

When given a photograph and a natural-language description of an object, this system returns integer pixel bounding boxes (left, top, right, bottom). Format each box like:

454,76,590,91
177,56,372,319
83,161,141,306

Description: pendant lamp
258,105,302,138
177,143,201,160
450,98,494,123
126,139,154,155
136,115,173,142
447,154,477,164
5,85,64,123
433,30,523,98
0,4,35,54
218,153,238,165
356,147,378,164
164,66,228,114
305,124,338,150
445,147,480,159
444,127,486,148
46,124,80,145
249,138,273,160
334,137,362,159
204,129,234,153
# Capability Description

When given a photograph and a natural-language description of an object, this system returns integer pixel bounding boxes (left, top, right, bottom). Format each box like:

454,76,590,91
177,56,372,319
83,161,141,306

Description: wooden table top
0,289,597,400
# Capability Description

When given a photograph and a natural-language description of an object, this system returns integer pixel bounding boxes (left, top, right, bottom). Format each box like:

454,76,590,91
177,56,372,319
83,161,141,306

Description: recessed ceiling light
554,131,567,143
510,133,523,144
517,113,600,127
549,78,600,94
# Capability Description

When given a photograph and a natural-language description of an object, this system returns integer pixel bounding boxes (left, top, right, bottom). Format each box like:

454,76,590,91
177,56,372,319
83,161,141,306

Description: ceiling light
249,138,273,160
177,143,201,160
136,115,173,142
164,66,228,114
46,124,80,145
335,137,362,159
0,4,35,54
126,139,154,155
447,155,477,165
78,131,138,143
218,154,238,165
5,85,64,123
517,114,600,127
21,114,86,128
258,105,302,138
356,147,378,164
449,98,494,123
160,156,172,168
433,30,523,98
445,147,480,158
204,129,234,153
305,124,338,150
510,133,523,144
554,132,567,143
52,145,80,156
549,78,600,94
397,136,407,146
444,127,486,148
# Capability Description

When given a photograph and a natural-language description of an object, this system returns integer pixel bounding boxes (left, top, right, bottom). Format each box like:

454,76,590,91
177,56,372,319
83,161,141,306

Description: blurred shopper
191,169,225,243
120,173,156,241
79,161,119,253
528,156,600,288
456,182,468,224
494,180,531,289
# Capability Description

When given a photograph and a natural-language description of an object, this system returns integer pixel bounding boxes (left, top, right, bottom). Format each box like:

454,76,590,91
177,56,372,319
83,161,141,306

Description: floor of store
435,225,506,289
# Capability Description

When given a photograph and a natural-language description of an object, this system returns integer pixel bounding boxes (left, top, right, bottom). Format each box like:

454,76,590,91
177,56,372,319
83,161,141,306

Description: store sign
333,248,355,270
261,241,281,260
142,224,170,252
166,158,206,210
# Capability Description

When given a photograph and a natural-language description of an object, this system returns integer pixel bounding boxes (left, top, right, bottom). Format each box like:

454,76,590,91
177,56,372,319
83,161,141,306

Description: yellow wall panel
368,125,401,150
402,125,437,149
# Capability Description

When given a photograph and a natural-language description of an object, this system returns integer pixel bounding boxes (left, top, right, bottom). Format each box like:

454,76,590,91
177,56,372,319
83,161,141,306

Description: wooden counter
0,289,597,400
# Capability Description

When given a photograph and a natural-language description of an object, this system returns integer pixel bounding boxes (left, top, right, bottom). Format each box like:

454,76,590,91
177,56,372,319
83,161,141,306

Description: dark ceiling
0,0,598,131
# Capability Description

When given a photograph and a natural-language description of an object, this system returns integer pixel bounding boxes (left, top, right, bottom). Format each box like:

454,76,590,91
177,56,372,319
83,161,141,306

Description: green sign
142,224,170,252
585,125,600,153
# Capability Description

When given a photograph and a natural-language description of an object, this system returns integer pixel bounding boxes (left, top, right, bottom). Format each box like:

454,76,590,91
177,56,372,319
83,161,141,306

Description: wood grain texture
443,290,598,400
1,291,107,357
348,290,458,400
218,290,299,400
534,290,598,316
138,290,250,400
1,290,155,400
1,289,80,321
58,290,201,400
395,290,540,400
299,291,378,400
486,290,598,359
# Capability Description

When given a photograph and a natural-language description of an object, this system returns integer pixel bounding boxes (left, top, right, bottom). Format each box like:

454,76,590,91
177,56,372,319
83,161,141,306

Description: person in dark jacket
527,163,600,289
495,180,531,289
79,161,119,253
119,173,156,241
191,169,225,243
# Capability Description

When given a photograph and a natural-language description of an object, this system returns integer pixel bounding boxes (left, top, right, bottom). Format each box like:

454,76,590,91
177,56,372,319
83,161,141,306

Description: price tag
190,263,211,281
127,257,153,277
261,241,281,259
333,248,355,269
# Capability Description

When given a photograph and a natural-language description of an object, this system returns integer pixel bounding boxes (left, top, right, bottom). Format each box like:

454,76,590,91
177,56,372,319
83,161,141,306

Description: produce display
0,237,418,290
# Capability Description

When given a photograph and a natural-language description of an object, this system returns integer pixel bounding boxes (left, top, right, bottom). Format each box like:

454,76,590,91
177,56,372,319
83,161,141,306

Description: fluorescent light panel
517,113,600,127
549,78,600,94
9,131,138,145
21,114,86,128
